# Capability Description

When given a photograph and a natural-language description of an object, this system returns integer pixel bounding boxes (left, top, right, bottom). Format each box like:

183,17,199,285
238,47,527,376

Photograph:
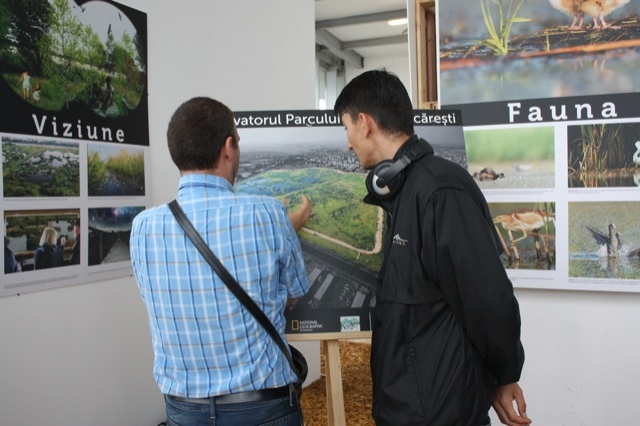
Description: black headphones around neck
365,136,432,200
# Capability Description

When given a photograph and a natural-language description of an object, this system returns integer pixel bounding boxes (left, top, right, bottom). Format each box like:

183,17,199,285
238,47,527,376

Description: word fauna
32,114,125,142
507,101,618,123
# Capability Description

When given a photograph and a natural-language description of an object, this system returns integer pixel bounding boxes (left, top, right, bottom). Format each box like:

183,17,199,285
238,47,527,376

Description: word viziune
32,114,125,142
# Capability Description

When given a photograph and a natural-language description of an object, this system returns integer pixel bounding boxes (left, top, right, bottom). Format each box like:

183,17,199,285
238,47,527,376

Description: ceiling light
388,18,408,26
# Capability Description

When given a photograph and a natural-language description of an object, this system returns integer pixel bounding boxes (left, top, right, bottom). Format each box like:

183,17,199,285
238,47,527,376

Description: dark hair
334,69,414,136
167,97,237,171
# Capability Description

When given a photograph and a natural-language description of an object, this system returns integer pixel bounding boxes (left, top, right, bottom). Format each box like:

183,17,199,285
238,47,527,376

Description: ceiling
314,0,410,70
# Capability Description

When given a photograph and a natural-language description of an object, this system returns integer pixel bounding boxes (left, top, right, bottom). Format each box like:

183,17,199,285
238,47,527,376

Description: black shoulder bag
168,200,308,397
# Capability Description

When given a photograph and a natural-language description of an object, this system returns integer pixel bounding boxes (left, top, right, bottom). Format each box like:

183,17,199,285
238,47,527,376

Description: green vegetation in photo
302,231,383,272
87,147,144,196
2,73,62,111
464,127,554,162
2,141,79,197
106,149,144,188
1,0,145,115
0,0,52,74
87,150,108,194
476,0,529,56
236,168,382,272
568,123,640,172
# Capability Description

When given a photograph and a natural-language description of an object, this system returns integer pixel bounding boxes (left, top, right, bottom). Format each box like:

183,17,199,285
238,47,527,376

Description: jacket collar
363,136,434,210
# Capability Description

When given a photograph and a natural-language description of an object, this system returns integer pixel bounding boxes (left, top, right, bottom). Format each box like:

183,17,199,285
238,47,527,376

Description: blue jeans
164,387,303,426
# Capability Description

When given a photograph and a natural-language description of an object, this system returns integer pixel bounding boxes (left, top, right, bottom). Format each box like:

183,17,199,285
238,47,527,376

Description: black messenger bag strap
167,199,299,383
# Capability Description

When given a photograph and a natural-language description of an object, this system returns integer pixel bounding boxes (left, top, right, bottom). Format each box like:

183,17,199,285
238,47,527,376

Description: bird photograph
438,0,640,105
473,167,504,181
580,0,632,29
465,126,555,189
549,0,586,30
569,201,640,279
489,202,556,269
567,123,640,188
585,223,622,257
549,0,631,30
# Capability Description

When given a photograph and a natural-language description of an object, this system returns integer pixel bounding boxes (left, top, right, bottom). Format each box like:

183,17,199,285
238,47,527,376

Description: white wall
345,53,412,98
496,288,640,425
0,2,316,426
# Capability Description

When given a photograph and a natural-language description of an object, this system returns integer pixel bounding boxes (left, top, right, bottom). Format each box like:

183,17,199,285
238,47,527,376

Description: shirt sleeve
422,188,525,385
278,208,309,299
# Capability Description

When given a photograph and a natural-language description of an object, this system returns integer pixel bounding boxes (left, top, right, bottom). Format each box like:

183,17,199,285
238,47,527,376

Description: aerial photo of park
235,128,383,315
2,136,79,197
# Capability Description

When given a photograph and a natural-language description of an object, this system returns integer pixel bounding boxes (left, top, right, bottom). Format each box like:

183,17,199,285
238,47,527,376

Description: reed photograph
87,143,145,196
567,122,640,188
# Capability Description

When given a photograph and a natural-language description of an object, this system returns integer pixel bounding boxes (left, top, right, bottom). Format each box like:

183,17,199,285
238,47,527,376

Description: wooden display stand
415,0,438,109
288,331,372,426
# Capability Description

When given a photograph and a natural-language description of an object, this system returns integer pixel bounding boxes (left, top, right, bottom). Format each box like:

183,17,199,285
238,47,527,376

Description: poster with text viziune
235,109,464,335
438,0,640,292
1,0,151,297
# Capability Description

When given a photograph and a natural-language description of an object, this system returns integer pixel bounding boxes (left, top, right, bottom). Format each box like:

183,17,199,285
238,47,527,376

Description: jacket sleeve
421,188,525,386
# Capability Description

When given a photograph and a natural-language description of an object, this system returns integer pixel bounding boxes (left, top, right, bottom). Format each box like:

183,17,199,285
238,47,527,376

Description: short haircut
167,97,237,171
334,69,414,137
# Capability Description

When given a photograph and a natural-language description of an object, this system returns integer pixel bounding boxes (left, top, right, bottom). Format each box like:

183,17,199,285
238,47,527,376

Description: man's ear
359,112,376,137
221,135,235,159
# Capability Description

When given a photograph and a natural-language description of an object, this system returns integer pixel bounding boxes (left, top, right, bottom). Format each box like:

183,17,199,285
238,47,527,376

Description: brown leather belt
167,384,290,405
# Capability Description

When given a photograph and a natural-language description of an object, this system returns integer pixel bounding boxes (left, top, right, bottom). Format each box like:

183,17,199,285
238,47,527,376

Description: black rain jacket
364,136,525,426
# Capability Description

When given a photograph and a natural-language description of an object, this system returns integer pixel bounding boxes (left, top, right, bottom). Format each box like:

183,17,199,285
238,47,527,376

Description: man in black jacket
334,70,531,426
69,218,80,265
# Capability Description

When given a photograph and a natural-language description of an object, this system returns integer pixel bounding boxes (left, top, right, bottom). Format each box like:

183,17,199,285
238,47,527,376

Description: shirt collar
177,173,234,193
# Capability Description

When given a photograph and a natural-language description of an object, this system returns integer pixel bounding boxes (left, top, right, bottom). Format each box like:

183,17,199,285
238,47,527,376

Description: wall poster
1,0,150,297
234,109,464,335
438,0,640,292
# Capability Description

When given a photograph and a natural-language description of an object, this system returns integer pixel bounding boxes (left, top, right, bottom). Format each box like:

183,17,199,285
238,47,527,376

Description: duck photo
569,201,640,279
465,126,555,189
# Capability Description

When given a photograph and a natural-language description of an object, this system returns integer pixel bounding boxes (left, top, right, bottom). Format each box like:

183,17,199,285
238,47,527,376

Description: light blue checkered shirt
130,174,309,398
